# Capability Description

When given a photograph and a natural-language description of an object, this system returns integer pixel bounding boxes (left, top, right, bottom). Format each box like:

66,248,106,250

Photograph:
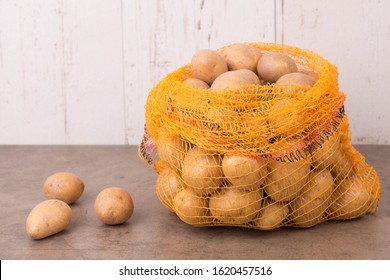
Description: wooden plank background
0,0,389,145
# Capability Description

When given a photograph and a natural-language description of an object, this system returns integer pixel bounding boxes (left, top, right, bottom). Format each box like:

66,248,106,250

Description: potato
291,169,333,227
94,187,134,225
207,106,238,132
252,198,289,230
173,188,209,226
298,69,319,82
156,168,184,212
191,49,228,85
155,135,190,173
257,52,297,83
209,187,262,224
237,110,269,142
327,175,372,220
221,43,262,73
43,172,84,204
211,69,261,90
183,78,210,89
264,158,311,202
312,132,341,170
329,150,354,180
26,199,72,240
181,146,223,196
267,98,308,136
222,154,267,191
275,72,316,87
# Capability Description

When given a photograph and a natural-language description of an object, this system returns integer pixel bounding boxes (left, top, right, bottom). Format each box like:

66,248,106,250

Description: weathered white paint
0,0,389,144
276,0,390,144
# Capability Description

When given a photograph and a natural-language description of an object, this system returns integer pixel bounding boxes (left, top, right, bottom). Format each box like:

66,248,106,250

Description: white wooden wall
0,0,389,145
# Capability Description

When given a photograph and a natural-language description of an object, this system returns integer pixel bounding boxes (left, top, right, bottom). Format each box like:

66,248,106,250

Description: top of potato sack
144,42,346,158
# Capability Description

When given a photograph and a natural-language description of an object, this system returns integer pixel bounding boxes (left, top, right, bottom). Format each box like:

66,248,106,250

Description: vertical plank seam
59,0,68,141
120,0,128,145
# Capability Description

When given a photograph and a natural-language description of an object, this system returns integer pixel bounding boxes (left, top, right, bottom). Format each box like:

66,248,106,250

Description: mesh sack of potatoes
139,42,381,230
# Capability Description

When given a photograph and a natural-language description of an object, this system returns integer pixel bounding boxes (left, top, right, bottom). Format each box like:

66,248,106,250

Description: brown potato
264,158,311,202
191,49,228,85
298,69,319,82
222,154,267,191
26,199,72,240
156,168,184,212
94,187,134,225
252,198,289,230
209,187,262,224
311,132,341,170
267,98,308,136
327,175,372,220
183,78,210,89
155,135,191,173
221,43,262,73
43,172,84,204
275,72,316,87
291,169,333,227
211,69,261,90
329,150,354,180
181,146,223,196
173,188,209,226
257,52,297,83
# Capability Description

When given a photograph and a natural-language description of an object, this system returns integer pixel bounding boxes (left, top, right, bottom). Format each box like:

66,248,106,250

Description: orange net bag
139,42,380,229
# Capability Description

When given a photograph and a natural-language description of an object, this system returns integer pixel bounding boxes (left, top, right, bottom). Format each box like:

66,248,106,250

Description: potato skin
275,72,316,87
264,159,311,202
191,49,228,85
257,52,297,83
156,168,184,212
327,175,371,220
290,169,333,227
26,199,72,240
222,154,267,191
311,132,341,170
221,43,262,73
183,78,210,89
181,146,223,196
155,135,190,173
43,172,84,204
173,188,209,226
94,187,134,225
252,198,289,230
209,187,262,224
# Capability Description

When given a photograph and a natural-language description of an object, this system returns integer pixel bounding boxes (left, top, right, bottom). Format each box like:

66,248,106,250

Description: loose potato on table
156,167,184,212
221,43,262,73
191,49,228,85
43,172,84,204
290,169,334,227
94,187,134,225
181,146,223,196
252,198,289,230
257,52,297,83
222,154,267,191
173,188,209,226
209,187,262,224
26,199,72,240
264,158,311,202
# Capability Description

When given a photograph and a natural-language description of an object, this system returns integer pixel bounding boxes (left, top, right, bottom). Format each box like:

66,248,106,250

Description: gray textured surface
0,145,388,260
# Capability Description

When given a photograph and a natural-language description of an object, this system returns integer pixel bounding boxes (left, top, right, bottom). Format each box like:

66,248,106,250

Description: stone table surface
0,145,389,260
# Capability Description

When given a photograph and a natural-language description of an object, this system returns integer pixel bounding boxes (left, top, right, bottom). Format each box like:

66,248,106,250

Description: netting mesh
139,42,380,229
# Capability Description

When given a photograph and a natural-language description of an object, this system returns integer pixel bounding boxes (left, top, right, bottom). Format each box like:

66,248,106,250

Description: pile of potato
153,43,378,229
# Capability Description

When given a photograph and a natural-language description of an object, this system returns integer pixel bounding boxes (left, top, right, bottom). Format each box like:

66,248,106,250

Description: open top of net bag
139,42,380,230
